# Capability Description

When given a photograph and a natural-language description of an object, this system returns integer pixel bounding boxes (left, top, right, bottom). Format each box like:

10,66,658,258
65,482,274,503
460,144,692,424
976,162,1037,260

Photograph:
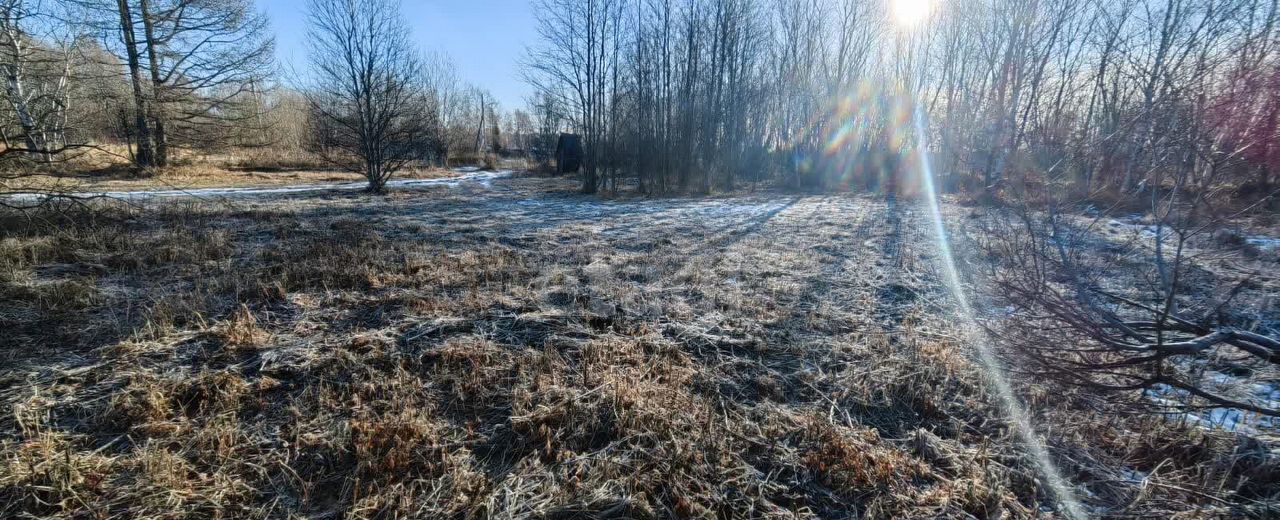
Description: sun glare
891,0,932,26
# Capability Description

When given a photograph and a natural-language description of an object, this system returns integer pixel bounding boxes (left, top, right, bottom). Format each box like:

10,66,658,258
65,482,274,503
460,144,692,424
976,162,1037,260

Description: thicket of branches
524,0,1280,198
0,0,275,172
978,184,1280,419
71,0,276,167
2,0,92,165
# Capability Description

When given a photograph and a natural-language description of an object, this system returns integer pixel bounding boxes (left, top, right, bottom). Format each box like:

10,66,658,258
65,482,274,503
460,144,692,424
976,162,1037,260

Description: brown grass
0,176,1275,518
3,145,458,193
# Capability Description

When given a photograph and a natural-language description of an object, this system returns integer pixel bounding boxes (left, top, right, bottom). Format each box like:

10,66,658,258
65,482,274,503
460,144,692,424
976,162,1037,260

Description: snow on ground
5,168,511,201
1247,235,1280,251
1146,377,1280,434
1098,214,1280,255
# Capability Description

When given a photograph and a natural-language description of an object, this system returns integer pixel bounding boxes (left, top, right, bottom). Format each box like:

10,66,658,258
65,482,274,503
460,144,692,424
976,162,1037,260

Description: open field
7,0,1278,515
5,162,462,195
2,173,1277,518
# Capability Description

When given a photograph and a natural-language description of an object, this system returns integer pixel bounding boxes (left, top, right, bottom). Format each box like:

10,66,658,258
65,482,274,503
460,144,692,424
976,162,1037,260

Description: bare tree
304,0,435,193
1,0,81,162
68,0,273,167
509,108,533,152
527,90,561,167
422,51,461,165
0,0,121,211
525,0,626,193
134,0,274,165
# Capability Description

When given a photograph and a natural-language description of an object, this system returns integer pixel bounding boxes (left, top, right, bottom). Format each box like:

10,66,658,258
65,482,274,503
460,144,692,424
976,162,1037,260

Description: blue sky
259,0,538,110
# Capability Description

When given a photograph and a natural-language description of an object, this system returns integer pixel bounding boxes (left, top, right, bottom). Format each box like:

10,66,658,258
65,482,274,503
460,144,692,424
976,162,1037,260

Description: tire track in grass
787,195,888,334
776,194,958,437
537,196,803,310
479,195,803,347
656,196,868,406
664,195,941,514
447,194,809,482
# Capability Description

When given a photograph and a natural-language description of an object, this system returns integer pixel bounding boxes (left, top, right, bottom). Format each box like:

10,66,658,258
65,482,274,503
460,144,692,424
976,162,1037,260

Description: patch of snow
987,305,1017,317
5,168,510,202
1120,468,1148,483
1145,378,1280,434
1103,218,1163,239
1246,236,1280,251
1101,214,1279,252
1175,407,1278,433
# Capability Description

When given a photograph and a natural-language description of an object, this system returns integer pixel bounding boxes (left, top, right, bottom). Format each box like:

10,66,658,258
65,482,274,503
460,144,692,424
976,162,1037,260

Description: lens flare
891,0,932,26
911,105,1085,519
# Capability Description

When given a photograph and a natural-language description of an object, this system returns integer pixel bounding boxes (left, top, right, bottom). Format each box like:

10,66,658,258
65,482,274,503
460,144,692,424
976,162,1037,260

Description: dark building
554,133,583,174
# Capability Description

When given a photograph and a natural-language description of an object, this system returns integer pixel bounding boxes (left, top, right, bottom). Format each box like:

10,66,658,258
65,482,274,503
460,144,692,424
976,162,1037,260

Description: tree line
4,0,1279,199
524,0,1280,198
1,0,273,167
1,0,522,193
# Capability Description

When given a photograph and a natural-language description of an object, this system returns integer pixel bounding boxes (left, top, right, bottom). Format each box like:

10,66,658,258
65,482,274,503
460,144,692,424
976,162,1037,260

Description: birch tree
1,0,83,163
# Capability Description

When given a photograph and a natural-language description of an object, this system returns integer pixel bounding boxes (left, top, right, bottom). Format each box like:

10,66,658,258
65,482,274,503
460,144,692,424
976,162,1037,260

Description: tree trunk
474,92,485,154
115,0,154,168
2,68,41,154
366,160,385,194
139,0,168,167
1,22,44,156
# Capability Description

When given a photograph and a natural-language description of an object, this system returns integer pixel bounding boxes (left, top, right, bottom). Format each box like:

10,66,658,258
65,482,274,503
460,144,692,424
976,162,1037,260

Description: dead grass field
3,146,459,194
8,164,459,194
1,173,1276,518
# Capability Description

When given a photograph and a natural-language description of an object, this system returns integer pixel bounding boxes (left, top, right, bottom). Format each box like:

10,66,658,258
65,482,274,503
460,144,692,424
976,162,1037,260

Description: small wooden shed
554,133,583,174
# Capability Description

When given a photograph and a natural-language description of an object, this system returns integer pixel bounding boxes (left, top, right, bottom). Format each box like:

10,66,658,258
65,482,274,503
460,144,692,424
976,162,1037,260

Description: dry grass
3,145,457,193
1,176,1276,518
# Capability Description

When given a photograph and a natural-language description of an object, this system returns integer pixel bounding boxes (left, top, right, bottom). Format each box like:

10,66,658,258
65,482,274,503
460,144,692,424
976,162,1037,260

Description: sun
891,0,933,26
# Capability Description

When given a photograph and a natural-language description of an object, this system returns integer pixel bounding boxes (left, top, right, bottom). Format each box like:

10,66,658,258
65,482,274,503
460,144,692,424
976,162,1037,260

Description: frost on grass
1,175,1277,518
